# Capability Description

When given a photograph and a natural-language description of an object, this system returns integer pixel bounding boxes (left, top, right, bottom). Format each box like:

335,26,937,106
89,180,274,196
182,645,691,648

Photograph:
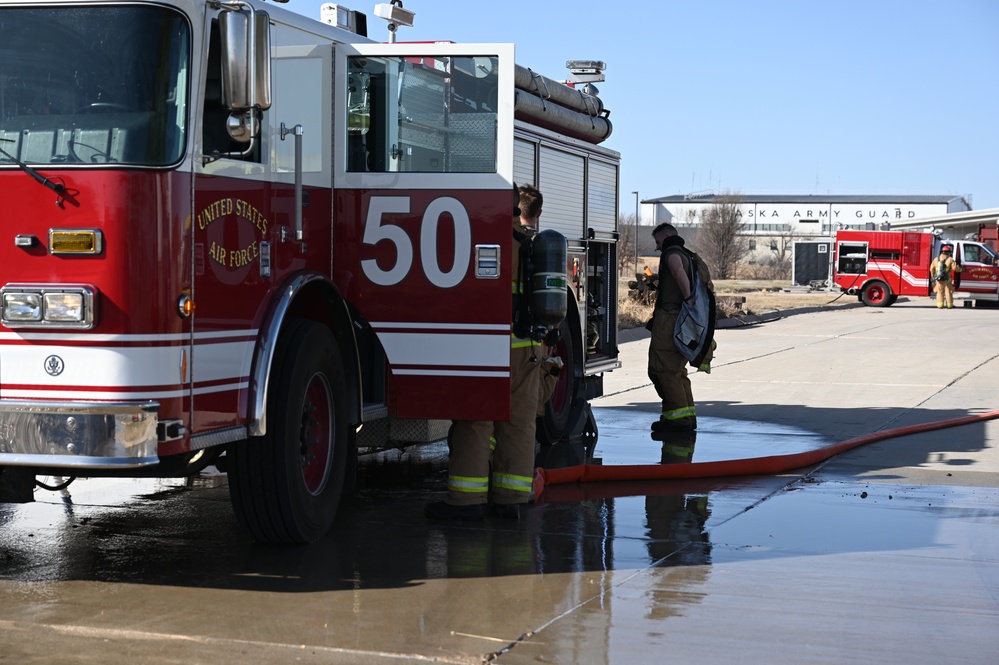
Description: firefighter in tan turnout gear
647,223,715,433
929,244,963,309
426,184,545,521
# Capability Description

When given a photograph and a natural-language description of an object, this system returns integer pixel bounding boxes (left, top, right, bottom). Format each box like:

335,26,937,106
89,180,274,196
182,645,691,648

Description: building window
770,240,778,251
749,239,756,251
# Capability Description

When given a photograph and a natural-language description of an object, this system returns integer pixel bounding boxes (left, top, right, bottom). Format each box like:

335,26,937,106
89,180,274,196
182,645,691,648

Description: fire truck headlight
44,292,85,322
0,285,95,328
2,292,42,322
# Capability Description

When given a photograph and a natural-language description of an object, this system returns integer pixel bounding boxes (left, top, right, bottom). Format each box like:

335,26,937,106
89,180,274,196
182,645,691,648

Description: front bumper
0,401,159,469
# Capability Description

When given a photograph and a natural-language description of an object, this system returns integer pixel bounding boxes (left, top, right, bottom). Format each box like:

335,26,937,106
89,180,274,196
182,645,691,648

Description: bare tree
617,213,638,277
695,192,749,280
761,224,796,280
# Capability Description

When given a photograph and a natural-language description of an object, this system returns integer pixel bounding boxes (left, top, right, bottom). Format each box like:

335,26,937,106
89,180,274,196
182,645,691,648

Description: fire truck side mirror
219,9,273,119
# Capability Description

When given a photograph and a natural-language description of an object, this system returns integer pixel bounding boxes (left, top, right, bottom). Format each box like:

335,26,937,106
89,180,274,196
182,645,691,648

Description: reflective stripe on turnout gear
491,471,533,495
511,333,543,349
662,405,696,421
445,344,540,506
448,474,489,494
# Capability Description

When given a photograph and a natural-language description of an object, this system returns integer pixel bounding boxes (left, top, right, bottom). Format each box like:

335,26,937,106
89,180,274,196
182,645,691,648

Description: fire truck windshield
0,5,189,167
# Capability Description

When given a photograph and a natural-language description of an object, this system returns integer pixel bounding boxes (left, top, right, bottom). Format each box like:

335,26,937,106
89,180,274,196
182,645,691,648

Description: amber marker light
178,294,195,318
49,229,103,255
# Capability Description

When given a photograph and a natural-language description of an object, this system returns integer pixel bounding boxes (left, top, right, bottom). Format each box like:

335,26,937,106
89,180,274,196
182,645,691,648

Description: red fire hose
533,410,999,499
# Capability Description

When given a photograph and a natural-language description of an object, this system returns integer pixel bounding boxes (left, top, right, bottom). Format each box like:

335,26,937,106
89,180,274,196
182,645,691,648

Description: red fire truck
833,229,999,307
0,0,620,542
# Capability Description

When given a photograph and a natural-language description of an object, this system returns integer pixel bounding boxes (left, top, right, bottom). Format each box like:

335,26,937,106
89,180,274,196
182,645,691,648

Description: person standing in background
929,244,962,309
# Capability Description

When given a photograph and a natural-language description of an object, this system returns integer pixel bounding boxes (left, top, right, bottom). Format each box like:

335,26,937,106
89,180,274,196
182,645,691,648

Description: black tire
537,317,585,446
0,466,35,503
885,294,898,306
861,281,893,307
228,320,348,544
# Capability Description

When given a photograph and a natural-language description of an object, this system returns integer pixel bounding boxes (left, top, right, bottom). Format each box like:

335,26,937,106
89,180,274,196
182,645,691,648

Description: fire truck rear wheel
537,317,585,447
861,281,893,307
0,466,35,503
228,320,348,544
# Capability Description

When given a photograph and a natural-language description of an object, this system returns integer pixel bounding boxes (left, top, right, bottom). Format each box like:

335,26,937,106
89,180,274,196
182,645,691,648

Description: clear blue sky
289,0,999,213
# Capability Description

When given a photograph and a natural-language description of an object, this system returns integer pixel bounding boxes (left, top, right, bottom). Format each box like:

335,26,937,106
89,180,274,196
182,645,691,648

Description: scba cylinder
531,229,568,326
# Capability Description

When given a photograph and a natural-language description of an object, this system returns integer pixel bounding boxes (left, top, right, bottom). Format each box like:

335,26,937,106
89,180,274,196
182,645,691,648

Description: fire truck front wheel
861,281,894,307
228,320,349,544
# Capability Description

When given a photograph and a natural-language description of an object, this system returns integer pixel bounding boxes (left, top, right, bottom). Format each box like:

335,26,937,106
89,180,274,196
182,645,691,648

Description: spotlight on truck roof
374,1,415,27
374,0,414,42
320,3,367,34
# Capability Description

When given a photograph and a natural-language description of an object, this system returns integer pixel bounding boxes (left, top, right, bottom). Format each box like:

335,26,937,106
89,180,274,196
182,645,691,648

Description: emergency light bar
565,60,607,84
566,60,607,73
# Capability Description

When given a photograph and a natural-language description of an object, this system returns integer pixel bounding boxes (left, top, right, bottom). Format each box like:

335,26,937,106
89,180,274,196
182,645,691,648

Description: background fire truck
976,224,999,253
833,229,999,307
0,0,620,542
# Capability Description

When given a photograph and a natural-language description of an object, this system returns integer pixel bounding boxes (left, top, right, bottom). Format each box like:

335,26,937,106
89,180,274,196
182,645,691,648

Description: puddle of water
591,407,834,466
0,408,841,583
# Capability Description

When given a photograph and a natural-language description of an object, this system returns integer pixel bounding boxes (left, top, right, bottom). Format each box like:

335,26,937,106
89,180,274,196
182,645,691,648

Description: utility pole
632,191,640,272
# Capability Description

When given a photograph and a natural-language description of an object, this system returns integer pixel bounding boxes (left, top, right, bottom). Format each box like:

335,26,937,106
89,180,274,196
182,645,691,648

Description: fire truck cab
0,0,619,542
833,229,999,307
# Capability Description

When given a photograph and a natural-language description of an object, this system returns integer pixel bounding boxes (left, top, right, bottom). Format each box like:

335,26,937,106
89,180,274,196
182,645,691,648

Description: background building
639,194,998,285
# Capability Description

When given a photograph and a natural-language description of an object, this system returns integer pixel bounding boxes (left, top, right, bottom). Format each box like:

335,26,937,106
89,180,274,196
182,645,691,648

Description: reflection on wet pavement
2,405,997,664
592,408,835,466
0,405,807,591
0,406,836,587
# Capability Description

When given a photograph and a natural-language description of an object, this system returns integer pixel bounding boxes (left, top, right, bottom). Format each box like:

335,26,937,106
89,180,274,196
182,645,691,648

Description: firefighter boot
651,417,695,433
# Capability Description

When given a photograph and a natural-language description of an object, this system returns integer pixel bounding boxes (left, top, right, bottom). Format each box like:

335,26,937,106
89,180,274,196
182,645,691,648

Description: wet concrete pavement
2,297,998,664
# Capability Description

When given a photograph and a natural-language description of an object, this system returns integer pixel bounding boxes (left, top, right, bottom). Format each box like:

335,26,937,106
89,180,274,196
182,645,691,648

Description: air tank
531,229,568,327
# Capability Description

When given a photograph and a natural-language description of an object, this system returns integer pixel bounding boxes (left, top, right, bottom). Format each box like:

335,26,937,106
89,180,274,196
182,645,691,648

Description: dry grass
619,297,653,330
617,275,853,330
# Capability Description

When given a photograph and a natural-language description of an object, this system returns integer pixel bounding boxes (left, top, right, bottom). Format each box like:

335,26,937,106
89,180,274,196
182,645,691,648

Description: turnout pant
934,280,956,308
648,309,695,426
447,342,540,506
